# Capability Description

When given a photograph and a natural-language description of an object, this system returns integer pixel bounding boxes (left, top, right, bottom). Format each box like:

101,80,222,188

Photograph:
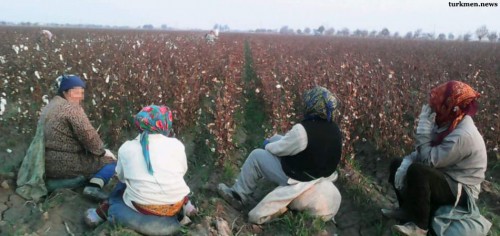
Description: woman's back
117,134,190,205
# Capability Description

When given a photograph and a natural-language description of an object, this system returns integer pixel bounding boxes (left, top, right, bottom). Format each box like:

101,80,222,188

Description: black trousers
389,159,466,230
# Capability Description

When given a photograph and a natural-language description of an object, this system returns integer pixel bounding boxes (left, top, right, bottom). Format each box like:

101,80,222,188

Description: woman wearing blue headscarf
42,75,116,200
218,86,343,212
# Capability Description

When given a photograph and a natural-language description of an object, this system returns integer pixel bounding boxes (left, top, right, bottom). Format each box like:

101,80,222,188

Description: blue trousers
92,163,116,185
107,182,181,235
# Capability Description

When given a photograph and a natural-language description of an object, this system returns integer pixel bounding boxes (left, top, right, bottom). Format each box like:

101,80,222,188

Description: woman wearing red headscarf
382,81,488,235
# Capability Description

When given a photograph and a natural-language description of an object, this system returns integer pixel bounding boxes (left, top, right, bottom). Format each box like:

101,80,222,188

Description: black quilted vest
280,119,342,181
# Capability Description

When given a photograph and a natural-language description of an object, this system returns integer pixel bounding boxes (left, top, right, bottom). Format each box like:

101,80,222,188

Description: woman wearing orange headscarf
382,81,488,235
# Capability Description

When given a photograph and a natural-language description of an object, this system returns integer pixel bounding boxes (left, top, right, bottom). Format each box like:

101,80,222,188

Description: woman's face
63,87,85,105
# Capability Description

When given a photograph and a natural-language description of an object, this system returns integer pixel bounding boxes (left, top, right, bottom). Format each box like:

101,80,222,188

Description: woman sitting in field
85,105,196,235
43,74,116,200
218,86,343,223
383,80,489,235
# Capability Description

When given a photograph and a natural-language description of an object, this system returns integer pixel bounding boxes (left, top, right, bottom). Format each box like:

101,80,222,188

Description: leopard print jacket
43,96,113,179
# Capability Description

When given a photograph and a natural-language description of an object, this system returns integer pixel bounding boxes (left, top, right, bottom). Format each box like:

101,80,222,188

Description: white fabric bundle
249,172,341,224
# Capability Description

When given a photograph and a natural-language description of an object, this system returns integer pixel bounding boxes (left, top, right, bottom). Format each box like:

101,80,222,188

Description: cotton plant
0,97,7,116
12,45,19,54
42,95,49,105
34,71,41,79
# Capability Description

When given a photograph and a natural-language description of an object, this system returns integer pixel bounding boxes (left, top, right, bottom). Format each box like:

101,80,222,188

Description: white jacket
116,134,190,211
415,115,487,199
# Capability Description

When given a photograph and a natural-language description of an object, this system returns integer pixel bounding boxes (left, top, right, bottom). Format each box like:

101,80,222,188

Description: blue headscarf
134,105,173,175
303,86,339,122
57,74,86,94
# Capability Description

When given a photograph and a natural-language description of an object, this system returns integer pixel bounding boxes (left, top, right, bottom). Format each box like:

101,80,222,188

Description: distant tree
476,25,488,41
161,24,168,30
379,28,390,37
216,24,226,32
338,28,350,36
463,33,472,41
325,27,335,36
448,33,455,40
369,30,377,37
405,31,413,39
297,29,302,34
487,32,498,42
393,32,400,38
213,24,219,30
417,32,434,40
143,24,154,29
352,29,368,37
317,25,325,35
353,29,363,37
304,27,311,34
280,26,290,34
414,29,422,38
438,33,446,40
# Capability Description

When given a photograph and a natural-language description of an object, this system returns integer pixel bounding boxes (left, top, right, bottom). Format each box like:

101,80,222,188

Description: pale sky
1,0,499,35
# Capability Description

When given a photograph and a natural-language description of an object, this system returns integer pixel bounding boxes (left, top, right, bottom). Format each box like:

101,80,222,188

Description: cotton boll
0,97,7,116
42,95,49,105
12,45,19,54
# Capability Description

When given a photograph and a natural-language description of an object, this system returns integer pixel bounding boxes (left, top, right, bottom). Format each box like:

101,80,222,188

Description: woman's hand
262,139,270,149
104,149,116,160
395,158,413,190
416,104,436,135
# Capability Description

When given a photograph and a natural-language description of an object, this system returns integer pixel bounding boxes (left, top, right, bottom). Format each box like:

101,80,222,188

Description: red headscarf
429,80,480,146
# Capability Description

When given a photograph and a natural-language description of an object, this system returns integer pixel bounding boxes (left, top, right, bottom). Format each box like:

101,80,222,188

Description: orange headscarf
429,80,480,145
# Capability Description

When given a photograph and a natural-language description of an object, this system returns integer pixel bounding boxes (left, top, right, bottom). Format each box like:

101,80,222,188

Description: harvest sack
249,172,341,224
432,188,492,236
16,117,48,202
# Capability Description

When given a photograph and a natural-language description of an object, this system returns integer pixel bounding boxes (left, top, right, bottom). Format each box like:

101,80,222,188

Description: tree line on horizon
270,25,498,42
1,21,498,42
